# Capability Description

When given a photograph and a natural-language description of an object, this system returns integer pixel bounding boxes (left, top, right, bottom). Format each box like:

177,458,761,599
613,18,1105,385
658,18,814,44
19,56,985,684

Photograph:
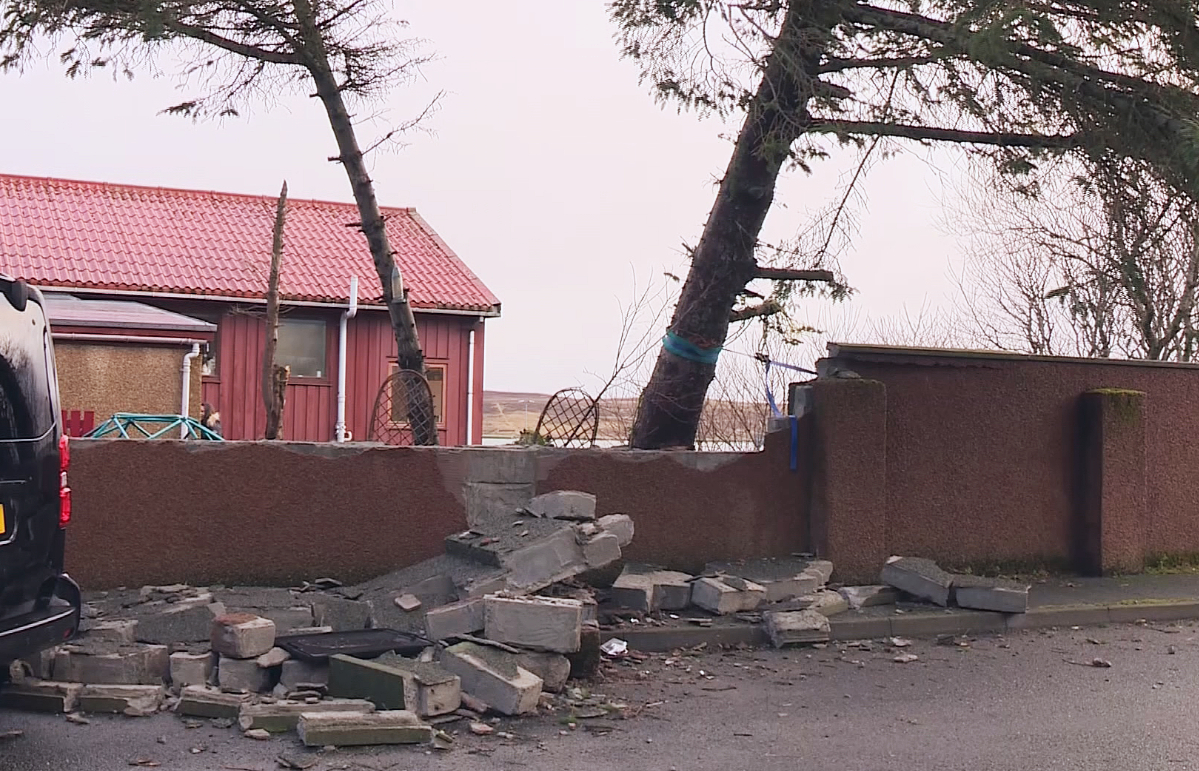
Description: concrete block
394,594,422,612
54,644,169,685
611,566,694,612
238,699,376,733
838,585,899,610
805,560,835,584
20,647,57,680
280,659,330,691
440,642,543,716
86,619,138,645
501,526,589,592
484,595,583,653
515,652,570,694
527,490,597,521
582,532,622,568
310,596,372,631
169,652,215,688
217,655,272,693
176,686,250,718
328,654,460,717
135,597,227,644
257,607,316,633
211,613,277,659
256,647,291,669
463,447,538,484
952,575,1031,613
880,556,954,607
298,710,433,747
690,576,766,615
596,514,635,546
424,598,485,641
765,610,831,648
77,684,164,716
0,680,82,713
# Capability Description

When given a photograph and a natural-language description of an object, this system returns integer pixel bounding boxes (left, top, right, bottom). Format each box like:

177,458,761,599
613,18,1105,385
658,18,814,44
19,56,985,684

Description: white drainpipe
335,276,359,442
180,343,201,438
465,322,477,446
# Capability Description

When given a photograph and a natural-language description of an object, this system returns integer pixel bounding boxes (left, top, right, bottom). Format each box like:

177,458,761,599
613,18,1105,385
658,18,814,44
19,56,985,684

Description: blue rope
662,331,722,365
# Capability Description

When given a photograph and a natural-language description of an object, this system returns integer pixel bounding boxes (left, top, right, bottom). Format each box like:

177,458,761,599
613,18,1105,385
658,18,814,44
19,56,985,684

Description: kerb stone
0,680,82,713
135,597,227,644
239,699,377,733
440,642,542,716
581,532,622,568
77,684,164,717
328,654,461,717
217,655,272,693
176,686,250,719
483,595,583,653
169,651,215,688
690,577,765,615
611,566,693,612
838,585,899,610
54,644,169,685
280,658,329,691
880,556,954,607
86,619,138,645
298,710,433,747
952,574,1031,613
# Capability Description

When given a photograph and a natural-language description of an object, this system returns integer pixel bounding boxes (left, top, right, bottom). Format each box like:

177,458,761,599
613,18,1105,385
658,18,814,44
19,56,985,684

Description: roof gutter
52,333,210,346
39,286,501,318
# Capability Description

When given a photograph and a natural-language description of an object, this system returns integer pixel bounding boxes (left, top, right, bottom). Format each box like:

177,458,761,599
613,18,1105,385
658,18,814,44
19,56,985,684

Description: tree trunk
629,3,826,449
263,181,287,440
293,0,438,446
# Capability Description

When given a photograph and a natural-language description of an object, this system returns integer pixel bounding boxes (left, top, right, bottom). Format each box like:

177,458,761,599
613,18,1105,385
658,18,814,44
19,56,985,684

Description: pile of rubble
2,490,632,748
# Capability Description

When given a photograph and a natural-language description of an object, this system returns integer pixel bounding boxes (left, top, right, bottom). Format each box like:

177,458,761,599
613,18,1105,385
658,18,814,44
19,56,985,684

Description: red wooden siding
197,305,481,443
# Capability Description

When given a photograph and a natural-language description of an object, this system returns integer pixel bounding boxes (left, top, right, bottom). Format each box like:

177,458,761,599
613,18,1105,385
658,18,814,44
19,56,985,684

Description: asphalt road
5,620,1199,771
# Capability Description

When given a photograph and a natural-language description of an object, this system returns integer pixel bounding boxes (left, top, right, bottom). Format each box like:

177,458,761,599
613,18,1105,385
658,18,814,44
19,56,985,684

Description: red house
0,173,500,444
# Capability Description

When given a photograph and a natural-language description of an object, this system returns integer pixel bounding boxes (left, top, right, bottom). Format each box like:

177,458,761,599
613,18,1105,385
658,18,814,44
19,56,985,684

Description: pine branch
730,300,782,322
808,119,1080,148
753,266,835,281
819,54,947,74
167,20,300,64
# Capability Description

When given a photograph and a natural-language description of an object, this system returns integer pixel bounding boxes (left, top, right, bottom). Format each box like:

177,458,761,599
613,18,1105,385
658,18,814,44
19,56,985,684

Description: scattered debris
394,594,422,612
600,639,628,658
893,653,919,664
881,556,954,607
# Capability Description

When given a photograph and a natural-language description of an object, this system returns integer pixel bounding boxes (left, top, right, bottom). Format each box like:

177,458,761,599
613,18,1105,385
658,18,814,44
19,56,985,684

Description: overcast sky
0,1,965,393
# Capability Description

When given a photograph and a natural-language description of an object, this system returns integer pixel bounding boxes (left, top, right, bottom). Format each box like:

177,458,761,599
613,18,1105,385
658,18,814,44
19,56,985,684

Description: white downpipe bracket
181,343,201,438
335,276,359,442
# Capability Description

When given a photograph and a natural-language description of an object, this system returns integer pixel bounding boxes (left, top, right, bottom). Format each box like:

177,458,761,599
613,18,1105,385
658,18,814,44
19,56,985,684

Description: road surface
5,620,1197,771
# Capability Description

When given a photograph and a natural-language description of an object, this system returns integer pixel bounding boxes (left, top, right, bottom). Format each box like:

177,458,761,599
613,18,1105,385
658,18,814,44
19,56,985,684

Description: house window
390,363,446,427
201,341,218,377
276,318,328,379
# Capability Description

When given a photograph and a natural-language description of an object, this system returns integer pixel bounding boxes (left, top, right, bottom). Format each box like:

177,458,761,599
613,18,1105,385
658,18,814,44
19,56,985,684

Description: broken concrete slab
484,595,583,653
567,622,601,681
279,659,329,691
176,686,251,719
77,684,164,716
440,642,543,716
952,574,1031,613
705,558,825,603
169,652,214,689
309,596,372,631
514,651,570,694
526,490,597,521
610,565,694,612
690,576,766,615
256,647,290,669
134,596,227,644
581,532,622,569
804,560,835,584
238,699,377,733
880,556,954,607
211,613,277,659
764,610,831,648
0,680,83,713
298,710,433,747
20,648,56,680
217,655,272,693
838,585,899,610
85,619,138,645
328,654,460,717
53,643,169,686
394,594,422,612
805,590,850,617
424,598,485,641
596,514,635,546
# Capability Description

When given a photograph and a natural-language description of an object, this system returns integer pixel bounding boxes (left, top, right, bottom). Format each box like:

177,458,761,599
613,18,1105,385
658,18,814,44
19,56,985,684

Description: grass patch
941,556,1073,581
1144,553,1199,575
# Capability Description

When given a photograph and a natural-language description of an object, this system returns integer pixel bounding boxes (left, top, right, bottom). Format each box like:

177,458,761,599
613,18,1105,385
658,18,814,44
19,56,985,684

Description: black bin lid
275,628,431,663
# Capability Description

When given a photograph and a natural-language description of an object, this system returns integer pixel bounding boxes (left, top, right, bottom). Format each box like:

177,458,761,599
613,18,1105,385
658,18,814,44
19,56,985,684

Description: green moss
1088,388,1145,425
1145,553,1199,575
940,556,1073,581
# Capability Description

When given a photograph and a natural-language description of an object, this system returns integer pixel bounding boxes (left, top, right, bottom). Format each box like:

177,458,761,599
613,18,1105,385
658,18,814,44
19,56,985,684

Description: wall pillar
806,378,888,583
1078,389,1147,575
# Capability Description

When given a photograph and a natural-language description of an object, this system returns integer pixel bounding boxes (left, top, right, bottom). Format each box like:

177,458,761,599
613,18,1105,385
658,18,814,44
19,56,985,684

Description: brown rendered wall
818,347,1199,573
67,432,807,589
56,341,203,423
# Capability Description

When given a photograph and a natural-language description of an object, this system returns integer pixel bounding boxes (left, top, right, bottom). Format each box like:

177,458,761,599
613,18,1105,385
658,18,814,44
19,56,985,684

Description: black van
0,276,80,674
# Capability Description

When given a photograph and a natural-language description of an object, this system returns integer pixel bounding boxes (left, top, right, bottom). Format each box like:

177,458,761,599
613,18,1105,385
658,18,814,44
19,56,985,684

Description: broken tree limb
753,266,836,282
729,300,783,323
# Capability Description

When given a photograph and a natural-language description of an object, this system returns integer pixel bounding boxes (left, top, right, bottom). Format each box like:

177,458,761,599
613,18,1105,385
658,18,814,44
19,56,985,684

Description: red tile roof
0,174,499,313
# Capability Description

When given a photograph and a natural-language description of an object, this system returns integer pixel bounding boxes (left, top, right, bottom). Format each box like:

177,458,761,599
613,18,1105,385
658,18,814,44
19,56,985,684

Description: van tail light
58,434,71,528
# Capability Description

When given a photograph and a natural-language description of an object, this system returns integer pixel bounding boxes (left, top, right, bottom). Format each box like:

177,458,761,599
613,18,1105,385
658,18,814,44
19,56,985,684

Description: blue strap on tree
662,330,722,365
